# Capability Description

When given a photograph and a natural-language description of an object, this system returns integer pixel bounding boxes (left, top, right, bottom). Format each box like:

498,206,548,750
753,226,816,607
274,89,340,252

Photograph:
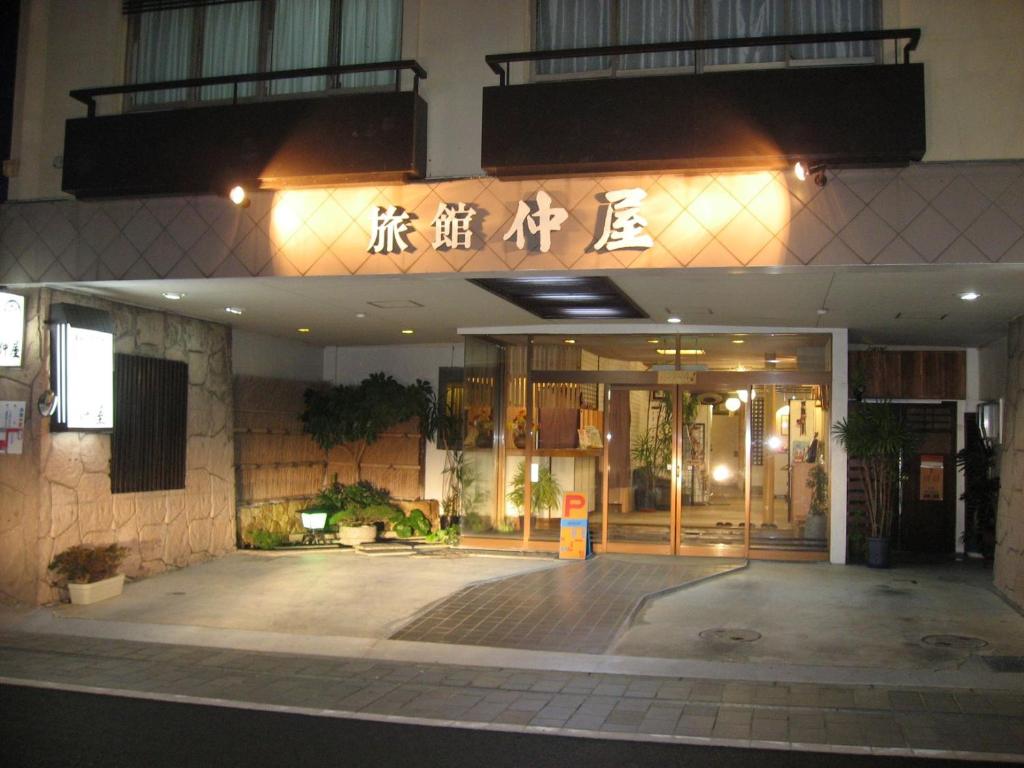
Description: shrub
393,508,432,538
49,544,128,584
425,525,460,545
250,530,286,550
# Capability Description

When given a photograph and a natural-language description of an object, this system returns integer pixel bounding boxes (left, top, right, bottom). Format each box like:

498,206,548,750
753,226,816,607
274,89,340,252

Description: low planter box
67,574,125,606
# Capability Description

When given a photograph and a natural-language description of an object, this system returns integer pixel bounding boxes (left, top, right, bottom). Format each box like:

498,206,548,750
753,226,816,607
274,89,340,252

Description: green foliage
49,544,128,584
806,463,829,517
462,512,491,533
301,373,434,481
956,438,1000,557
425,525,460,545
315,477,400,528
832,402,916,539
508,461,562,516
250,530,286,550
393,508,432,538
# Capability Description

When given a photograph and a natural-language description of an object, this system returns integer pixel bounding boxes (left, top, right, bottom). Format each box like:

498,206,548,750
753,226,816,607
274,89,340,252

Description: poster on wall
0,292,25,367
919,455,944,501
0,401,25,455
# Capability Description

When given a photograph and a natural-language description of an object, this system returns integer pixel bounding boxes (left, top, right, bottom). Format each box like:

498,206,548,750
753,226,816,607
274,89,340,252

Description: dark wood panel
483,64,924,176
112,354,188,493
850,350,965,400
63,91,427,198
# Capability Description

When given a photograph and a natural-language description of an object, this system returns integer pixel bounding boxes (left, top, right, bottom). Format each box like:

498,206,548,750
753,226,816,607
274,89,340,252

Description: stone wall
995,315,1024,609
0,287,235,606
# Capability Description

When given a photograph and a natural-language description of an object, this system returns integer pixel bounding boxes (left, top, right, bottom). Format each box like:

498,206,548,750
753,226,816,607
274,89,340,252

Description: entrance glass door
604,386,675,553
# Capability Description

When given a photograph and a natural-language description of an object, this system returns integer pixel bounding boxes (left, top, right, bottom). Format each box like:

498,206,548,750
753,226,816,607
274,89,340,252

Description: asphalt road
0,684,992,768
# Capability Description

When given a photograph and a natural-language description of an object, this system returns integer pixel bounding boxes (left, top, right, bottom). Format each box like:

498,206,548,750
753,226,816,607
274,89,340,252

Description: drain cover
700,628,761,643
921,634,988,651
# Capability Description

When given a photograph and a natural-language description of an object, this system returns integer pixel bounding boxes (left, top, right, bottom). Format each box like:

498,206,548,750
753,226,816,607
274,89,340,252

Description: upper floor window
534,0,879,75
127,0,403,106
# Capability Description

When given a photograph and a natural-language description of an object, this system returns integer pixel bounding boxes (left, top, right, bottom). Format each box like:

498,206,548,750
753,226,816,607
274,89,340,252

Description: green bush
462,512,491,533
425,525,460,545
250,530,286,550
393,508,432,538
49,544,128,584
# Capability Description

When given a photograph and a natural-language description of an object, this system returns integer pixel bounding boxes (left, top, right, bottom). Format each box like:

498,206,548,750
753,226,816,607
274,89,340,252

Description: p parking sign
559,492,592,560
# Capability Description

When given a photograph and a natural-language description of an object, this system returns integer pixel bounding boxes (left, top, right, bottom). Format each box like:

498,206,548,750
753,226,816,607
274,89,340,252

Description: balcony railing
485,29,920,86
70,60,428,118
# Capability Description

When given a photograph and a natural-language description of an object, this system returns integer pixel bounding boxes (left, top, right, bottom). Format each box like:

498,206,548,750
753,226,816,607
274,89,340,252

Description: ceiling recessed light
731,339,745,344
656,348,704,356
666,316,681,324
297,327,311,334
228,185,250,208
401,329,415,335
224,307,244,315
816,308,829,315
563,338,575,344
355,312,367,319
648,339,660,344
162,292,184,301
959,291,981,301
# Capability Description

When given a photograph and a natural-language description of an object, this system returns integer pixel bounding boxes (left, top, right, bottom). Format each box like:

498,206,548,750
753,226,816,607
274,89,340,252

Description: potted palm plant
832,402,914,568
803,463,828,541
49,543,129,605
508,461,562,523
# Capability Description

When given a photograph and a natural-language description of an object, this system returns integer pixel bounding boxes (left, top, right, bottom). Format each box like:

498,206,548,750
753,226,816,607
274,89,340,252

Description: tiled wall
995,314,1024,609
1,162,1022,283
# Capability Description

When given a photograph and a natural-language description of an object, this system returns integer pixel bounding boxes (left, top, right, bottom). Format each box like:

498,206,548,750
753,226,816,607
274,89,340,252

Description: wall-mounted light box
0,291,25,366
49,303,113,431
978,400,1002,447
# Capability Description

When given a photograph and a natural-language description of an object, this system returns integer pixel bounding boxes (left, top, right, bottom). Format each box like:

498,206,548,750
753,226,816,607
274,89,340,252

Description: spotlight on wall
712,464,732,483
229,185,250,208
793,161,827,187
724,396,742,413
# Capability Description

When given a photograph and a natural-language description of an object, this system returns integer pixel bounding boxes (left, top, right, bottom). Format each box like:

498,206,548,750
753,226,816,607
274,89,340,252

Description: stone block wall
995,315,1024,609
0,287,234,606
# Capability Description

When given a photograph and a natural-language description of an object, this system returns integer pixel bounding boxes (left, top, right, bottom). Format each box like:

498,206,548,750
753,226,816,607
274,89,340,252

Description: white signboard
66,326,113,430
0,401,25,455
0,292,25,367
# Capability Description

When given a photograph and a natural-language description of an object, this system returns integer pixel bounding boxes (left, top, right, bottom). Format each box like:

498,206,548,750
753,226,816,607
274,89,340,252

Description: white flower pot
67,574,125,605
337,525,377,547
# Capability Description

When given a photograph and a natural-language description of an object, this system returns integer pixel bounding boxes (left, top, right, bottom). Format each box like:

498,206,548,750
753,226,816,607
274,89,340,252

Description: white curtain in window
200,1,261,100
340,0,403,89
133,8,193,105
705,0,784,65
620,0,695,70
535,0,612,75
789,0,877,60
271,0,332,94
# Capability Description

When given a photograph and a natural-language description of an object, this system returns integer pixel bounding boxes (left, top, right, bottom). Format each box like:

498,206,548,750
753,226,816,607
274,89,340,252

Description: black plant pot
866,536,891,568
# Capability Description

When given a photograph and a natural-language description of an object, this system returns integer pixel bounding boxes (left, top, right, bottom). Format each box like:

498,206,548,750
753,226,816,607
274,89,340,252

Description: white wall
232,329,324,382
979,336,1009,402
324,342,465,504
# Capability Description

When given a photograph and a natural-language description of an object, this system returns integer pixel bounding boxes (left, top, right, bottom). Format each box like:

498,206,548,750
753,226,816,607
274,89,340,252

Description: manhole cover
921,634,988,650
700,628,761,643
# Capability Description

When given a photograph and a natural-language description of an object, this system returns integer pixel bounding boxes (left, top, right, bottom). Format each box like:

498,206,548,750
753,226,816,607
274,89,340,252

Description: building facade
1,1,1022,606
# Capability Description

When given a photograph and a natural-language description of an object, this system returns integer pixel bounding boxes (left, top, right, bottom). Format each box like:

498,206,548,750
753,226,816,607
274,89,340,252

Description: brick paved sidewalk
1,631,1022,762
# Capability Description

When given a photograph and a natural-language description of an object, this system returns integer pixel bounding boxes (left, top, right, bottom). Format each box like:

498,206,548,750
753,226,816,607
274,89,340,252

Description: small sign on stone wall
0,401,25,454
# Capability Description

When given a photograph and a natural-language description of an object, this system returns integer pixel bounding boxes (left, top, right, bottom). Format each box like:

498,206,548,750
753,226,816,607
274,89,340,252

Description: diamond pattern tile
965,206,1024,260
931,177,992,232
2,162,1023,285
839,207,898,263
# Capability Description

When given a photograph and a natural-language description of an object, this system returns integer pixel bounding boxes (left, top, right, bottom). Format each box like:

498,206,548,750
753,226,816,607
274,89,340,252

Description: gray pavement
2,551,1024,761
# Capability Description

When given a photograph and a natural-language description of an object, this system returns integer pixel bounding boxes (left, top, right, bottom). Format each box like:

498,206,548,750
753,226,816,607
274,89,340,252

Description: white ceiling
69,262,1024,349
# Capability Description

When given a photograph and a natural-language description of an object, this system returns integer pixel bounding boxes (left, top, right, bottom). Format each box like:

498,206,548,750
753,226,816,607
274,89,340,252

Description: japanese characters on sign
365,188,653,255
0,292,25,367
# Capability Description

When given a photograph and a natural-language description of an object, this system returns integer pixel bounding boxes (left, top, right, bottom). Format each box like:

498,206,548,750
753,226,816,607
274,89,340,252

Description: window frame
123,0,403,110
529,0,882,83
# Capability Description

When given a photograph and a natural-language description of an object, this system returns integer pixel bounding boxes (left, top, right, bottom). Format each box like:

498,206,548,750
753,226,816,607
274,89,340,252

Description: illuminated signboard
0,292,24,367
49,304,114,431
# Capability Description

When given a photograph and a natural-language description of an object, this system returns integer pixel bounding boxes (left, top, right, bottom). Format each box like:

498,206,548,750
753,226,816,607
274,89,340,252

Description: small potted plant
315,477,401,547
49,543,129,605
